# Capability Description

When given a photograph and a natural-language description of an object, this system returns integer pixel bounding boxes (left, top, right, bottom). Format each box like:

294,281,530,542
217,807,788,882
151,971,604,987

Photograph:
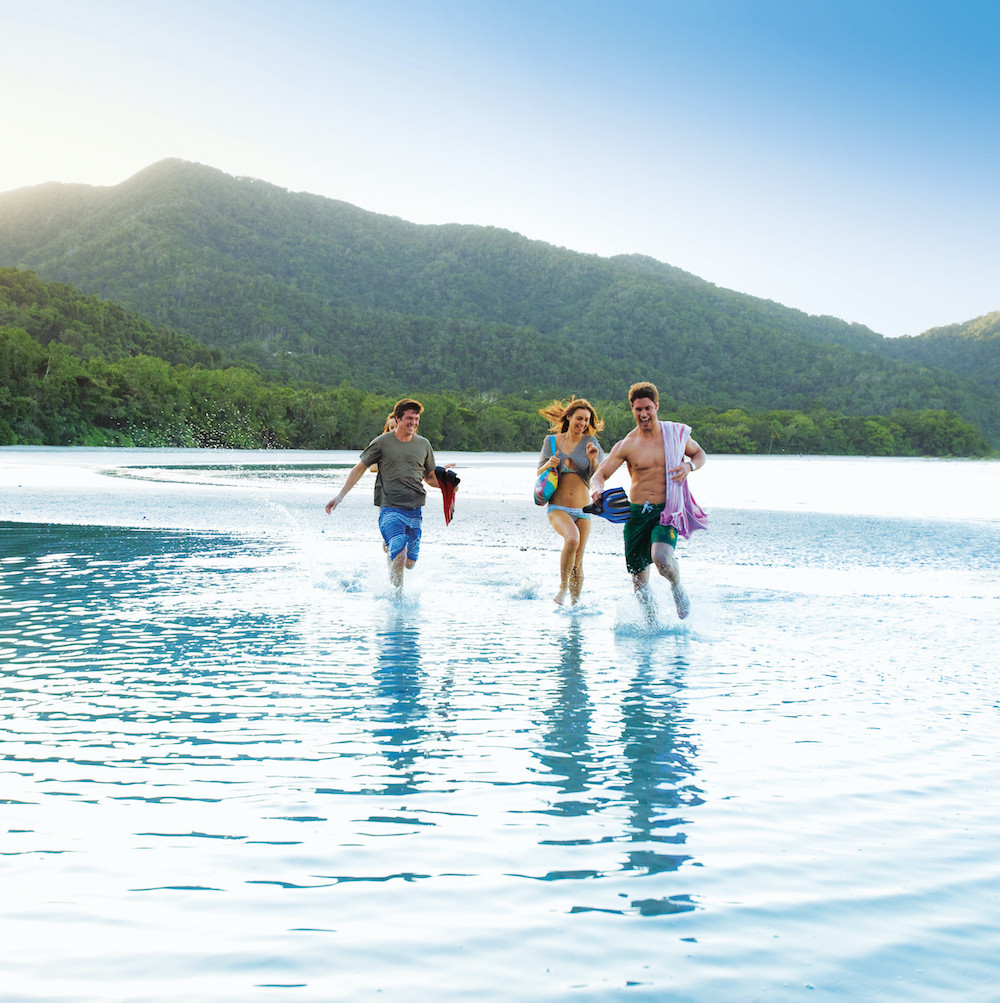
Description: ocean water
2,447,999,1002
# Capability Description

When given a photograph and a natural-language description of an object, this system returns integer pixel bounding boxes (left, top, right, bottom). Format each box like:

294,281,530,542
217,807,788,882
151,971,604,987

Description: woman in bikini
537,397,605,605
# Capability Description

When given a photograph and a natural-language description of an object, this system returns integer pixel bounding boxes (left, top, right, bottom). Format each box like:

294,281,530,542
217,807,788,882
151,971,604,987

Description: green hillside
881,312,1000,395
1,158,998,448
0,268,990,455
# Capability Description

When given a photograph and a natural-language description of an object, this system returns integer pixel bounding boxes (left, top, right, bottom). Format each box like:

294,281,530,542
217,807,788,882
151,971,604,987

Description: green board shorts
624,503,678,575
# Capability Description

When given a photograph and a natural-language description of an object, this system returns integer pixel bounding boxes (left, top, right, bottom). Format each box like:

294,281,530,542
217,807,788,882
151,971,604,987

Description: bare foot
636,586,657,624
672,582,690,619
553,589,567,605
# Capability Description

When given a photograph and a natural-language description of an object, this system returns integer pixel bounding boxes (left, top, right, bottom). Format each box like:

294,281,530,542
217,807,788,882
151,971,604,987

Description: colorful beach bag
533,435,559,506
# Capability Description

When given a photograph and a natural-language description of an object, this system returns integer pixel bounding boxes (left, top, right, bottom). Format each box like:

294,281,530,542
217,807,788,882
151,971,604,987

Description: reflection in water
619,649,703,844
530,615,704,915
537,620,600,813
617,647,703,914
372,612,426,794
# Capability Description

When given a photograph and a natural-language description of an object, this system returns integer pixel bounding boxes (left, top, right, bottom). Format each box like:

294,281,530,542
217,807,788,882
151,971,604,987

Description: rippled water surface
2,448,999,1001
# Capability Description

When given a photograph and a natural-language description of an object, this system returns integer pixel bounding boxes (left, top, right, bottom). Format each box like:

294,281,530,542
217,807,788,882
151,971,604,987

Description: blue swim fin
583,487,630,523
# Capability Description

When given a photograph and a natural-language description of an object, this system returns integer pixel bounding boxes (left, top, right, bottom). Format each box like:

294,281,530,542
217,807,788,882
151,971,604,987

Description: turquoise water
2,448,1000,1001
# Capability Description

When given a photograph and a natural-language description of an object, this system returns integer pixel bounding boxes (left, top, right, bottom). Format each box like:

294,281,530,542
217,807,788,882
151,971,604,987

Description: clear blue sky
4,0,998,337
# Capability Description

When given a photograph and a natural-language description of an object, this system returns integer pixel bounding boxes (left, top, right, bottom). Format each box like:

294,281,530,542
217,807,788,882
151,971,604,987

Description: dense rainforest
0,269,990,456
0,159,998,454
881,312,1000,396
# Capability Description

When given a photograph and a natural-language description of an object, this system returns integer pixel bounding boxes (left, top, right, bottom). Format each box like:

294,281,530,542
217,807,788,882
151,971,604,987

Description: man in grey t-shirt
325,398,442,589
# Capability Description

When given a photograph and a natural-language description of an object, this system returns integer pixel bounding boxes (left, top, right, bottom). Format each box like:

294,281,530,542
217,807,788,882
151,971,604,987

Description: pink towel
659,421,709,539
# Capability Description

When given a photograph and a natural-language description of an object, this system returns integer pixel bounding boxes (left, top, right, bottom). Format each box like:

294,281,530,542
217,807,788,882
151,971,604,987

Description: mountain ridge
1,158,998,444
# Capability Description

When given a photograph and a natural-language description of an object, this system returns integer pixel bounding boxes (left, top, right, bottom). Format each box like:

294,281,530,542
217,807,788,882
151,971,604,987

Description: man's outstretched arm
325,460,370,513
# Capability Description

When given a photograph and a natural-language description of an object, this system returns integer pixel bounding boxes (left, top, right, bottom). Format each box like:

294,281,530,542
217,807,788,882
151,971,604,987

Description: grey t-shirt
538,434,604,488
360,432,436,508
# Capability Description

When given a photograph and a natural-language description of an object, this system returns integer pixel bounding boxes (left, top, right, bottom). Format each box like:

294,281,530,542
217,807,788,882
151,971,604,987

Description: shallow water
2,448,999,1001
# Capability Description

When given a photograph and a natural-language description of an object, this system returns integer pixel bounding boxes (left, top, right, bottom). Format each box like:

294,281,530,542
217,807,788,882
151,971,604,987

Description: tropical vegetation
1,159,998,455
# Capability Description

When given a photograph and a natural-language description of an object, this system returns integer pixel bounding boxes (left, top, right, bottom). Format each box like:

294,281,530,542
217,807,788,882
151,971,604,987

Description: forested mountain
881,312,1000,395
0,268,989,455
0,268,219,366
1,158,998,447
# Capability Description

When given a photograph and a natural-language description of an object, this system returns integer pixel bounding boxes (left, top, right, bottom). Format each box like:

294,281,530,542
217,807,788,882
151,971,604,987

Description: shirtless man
590,382,706,619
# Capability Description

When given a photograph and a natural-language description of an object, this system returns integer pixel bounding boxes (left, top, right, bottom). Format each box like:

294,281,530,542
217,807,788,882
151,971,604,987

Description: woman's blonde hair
538,396,604,435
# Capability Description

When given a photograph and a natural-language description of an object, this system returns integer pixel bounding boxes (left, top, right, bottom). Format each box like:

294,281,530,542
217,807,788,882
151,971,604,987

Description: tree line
0,266,992,456
1,324,989,455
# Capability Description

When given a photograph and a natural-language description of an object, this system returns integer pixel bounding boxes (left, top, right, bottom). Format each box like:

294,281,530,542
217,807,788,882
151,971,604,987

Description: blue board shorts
378,506,423,561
